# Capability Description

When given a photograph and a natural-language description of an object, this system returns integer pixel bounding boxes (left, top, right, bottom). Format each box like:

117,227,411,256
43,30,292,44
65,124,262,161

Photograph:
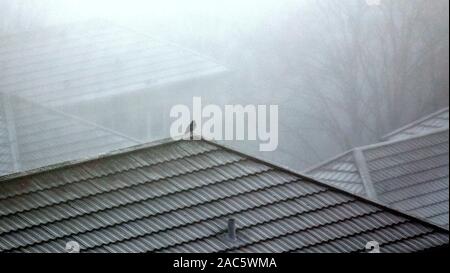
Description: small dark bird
185,120,196,140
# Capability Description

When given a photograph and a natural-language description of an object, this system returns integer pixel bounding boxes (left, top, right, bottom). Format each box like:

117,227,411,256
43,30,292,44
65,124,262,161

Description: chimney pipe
227,218,237,241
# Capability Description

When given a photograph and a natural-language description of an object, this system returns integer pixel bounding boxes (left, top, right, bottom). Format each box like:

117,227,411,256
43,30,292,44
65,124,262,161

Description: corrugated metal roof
0,138,447,253
0,21,227,107
0,95,140,176
382,108,449,141
306,129,449,228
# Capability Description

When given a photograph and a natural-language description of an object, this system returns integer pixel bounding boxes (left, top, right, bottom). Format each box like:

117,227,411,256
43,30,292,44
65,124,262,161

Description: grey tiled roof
0,21,227,107
382,108,449,141
307,129,449,227
0,138,447,253
0,95,139,176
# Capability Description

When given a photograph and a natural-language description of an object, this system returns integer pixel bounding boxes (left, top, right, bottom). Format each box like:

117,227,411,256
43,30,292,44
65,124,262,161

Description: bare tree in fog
283,0,449,153
0,0,448,170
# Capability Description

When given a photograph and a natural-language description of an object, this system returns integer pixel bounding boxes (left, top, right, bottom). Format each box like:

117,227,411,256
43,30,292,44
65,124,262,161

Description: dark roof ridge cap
381,107,449,141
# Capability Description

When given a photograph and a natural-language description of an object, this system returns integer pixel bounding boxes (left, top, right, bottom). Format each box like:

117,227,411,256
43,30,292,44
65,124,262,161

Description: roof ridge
352,148,377,200
360,127,449,152
381,107,449,141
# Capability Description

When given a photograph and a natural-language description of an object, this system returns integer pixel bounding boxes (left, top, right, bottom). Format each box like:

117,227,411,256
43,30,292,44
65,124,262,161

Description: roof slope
0,95,139,175
307,129,449,227
382,108,449,141
0,21,227,107
0,139,447,253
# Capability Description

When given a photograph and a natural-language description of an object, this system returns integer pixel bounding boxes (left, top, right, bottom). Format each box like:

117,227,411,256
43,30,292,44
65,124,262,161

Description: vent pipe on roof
227,218,237,241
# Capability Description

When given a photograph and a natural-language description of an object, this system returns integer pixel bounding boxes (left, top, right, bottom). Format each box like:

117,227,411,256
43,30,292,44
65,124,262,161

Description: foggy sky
0,0,448,172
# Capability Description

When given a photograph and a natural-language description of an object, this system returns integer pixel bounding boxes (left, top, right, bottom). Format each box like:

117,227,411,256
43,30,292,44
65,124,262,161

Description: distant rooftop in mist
382,108,449,141
0,21,228,107
0,20,229,175
0,94,139,176
306,108,450,227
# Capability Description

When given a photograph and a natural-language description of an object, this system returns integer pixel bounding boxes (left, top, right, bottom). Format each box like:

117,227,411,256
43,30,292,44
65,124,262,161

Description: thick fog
0,0,449,173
